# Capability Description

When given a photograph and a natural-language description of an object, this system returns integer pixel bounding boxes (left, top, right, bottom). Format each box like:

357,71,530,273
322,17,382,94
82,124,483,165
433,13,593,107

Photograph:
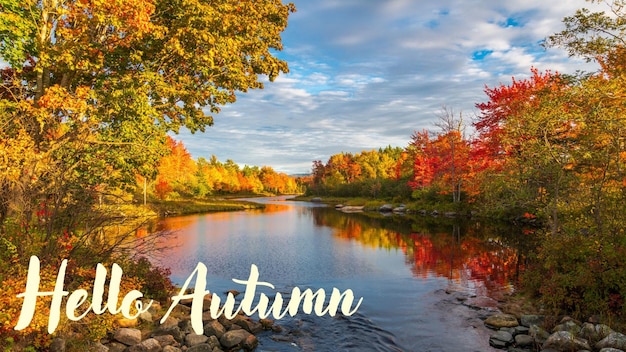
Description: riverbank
147,198,266,217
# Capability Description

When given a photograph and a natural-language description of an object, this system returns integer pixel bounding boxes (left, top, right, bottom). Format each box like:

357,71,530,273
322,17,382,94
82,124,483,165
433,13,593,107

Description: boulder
484,313,519,329
520,314,545,328
185,344,213,352
203,320,226,339
186,333,209,346
113,328,142,346
379,204,394,212
542,331,591,351
514,334,534,347
310,197,322,202
596,332,626,350
529,324,550,344
219,329,255,350
162,346,182,352
489,330,513,348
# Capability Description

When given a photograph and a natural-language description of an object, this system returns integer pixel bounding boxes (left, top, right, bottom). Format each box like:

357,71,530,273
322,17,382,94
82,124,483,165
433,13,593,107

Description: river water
148,196,524,351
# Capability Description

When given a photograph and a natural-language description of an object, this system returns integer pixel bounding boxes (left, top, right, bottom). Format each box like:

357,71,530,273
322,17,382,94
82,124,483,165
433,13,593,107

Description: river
148,196,524,351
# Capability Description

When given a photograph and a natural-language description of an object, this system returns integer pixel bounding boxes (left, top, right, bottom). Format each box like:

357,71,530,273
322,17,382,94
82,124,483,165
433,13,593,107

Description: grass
148,198,265,217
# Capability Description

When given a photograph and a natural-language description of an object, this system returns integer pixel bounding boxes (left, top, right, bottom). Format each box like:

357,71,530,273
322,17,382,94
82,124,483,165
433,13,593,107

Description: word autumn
14,256,363,335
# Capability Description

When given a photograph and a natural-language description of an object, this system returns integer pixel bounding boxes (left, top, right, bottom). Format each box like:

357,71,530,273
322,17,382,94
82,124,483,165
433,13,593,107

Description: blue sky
177,0,602,174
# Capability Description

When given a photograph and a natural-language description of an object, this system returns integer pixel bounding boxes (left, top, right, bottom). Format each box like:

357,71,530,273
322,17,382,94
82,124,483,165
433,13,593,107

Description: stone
490,330,514,348
139,310,153,323
186,344,213,352
542,331,591,351
243,333,259,350
152,326,185,344
178,319,193,334
219,329,253,350
105,341,127,352
89,342,109,352
596,332,626,350
259,318,275,330
207,335,220,349
49,337,66,352
485,314,519,329
162,346,182,352
160,316,180,329
186,333,209,347
520,314,545,328
598,348,626,352
379,204,394,212
513,325,530,336
203,320,226,339
113,328,142,346
134,338,161,352
529,324,551,344
153,334,178,347
310,197,322,202
514,334,534,348
231,315,263,334
580,322,613,342
552,320,581,334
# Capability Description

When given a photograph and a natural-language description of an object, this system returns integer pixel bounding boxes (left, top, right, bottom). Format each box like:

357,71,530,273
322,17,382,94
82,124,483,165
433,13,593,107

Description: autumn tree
0,0,295,260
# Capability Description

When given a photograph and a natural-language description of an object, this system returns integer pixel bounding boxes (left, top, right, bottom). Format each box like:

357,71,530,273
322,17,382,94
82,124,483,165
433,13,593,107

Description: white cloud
178,0,606,174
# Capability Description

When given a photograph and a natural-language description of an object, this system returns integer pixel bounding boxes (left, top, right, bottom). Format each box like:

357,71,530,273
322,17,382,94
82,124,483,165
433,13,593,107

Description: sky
177,0,604,175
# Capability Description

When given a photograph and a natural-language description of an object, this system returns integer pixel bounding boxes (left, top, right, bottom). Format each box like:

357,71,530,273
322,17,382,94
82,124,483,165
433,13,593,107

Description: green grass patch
149,198,264,217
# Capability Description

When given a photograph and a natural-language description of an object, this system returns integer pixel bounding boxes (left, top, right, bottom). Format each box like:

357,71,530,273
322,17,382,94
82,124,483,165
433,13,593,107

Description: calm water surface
149,196,523,351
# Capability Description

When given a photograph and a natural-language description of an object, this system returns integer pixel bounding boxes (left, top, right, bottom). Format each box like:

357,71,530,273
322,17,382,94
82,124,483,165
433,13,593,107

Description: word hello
14,256,363,335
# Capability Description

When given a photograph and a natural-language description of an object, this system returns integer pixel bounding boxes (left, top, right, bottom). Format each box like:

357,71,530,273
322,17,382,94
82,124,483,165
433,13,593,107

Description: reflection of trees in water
308,207,536,295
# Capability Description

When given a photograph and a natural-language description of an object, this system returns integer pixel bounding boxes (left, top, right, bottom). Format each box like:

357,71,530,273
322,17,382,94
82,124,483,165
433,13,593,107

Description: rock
520,314,545,328
392,206,406,213
231,315,263,334
485,313,519,329
105,341,127,352
259,318,275,330
186,344,213,352
443,211,457,217
89,342,109,352
219,329,254,350
203,320,226,339
580,322,613,343
599,348,626,352
139,310,153,323
243,333,259,350
310,197,322,202
162,346,182,352
379,204,394,212
152,326,185,344
596,332,626,350
160,316,180,329
542,331,591,351
49,337,66,352
489,330,514,348
529,324,551,344
153,334,178,347
186,333,209,346
340,205,365,213
114,328,142,346
514,334,534,348
127,338,161,352
513,325,530,336
207,335,221,349
552,320,581,334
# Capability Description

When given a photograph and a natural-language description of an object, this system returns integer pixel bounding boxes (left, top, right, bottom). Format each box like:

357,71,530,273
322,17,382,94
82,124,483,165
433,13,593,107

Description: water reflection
145,197,533,351
308,207,522,298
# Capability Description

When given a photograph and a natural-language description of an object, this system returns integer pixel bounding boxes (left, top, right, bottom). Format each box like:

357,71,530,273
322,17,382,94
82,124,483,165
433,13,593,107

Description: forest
1,0,626,349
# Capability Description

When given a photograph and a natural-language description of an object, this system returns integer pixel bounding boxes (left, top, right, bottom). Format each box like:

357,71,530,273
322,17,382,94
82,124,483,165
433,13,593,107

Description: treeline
305,146,413,199
145,137,302,200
